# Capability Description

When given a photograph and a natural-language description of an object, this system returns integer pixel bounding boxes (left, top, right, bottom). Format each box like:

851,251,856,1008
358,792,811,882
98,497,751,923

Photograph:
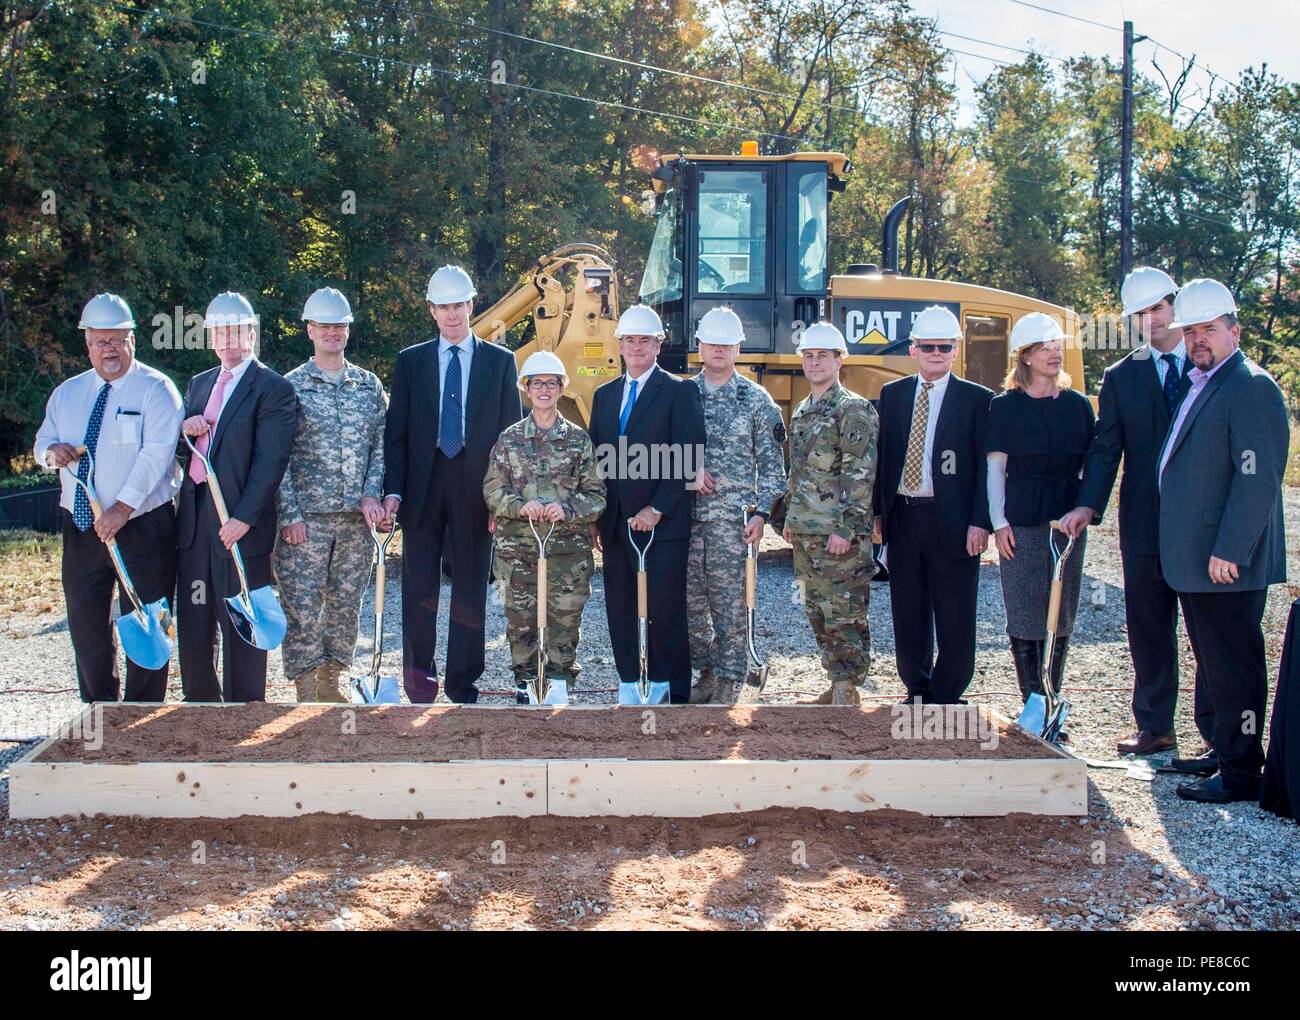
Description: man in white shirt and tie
34,293,183,702
872,306,993,704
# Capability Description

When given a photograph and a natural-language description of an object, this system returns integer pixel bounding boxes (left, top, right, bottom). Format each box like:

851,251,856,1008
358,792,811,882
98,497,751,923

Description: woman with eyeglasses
985,314,1096,718
482,351,605,702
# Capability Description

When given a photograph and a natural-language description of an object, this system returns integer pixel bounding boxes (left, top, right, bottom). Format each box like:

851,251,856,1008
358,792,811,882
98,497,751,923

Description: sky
909,0,1298,123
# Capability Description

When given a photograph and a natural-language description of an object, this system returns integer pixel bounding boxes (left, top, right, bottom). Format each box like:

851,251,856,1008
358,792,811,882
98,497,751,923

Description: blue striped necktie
439,345,464,457
73,381,111,531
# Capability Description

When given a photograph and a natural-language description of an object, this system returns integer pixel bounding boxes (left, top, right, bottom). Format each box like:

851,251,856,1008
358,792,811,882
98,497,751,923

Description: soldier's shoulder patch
773,420,787,444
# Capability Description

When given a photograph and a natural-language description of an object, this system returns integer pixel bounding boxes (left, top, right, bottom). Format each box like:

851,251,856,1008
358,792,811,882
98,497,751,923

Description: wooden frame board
8,705,1087,820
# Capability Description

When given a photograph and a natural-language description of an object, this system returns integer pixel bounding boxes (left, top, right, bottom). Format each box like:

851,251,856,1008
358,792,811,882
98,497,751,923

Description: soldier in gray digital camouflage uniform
782,322,879,705
483,351,605,700
686,308,787,704
275,288,387,702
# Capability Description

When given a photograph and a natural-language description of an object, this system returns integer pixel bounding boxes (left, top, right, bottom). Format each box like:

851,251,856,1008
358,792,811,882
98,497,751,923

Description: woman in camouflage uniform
482,351,605,700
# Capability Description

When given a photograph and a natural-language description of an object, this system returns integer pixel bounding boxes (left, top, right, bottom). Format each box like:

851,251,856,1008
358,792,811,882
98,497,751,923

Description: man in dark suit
588,305,706,704
1156,279,1289,803
1061,267,1203,758
381,266,522,703
177,292,296,702
872,306,992,705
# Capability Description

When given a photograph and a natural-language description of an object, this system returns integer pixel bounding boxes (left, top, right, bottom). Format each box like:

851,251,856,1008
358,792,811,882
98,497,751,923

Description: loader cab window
963,312,1011,392
640,188,683,305
696,170,768,295
786,166,828,294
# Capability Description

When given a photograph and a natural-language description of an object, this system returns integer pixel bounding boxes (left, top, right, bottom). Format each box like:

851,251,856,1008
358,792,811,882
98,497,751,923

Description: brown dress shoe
1116,730,1176,756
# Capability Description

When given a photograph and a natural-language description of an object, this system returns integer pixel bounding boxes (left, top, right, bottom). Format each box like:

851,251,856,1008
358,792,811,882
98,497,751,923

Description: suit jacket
588,367,706,545
872,374,993,560
1076,345,1190,556
1158,349,1289,593
383,335,522,528
177,360,297,558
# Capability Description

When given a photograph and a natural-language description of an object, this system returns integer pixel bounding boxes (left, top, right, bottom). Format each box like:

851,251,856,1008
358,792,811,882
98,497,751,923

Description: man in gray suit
1157,279,1290,803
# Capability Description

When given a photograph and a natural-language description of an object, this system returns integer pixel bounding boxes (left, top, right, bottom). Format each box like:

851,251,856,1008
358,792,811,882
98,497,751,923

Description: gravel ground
0,491,1297,930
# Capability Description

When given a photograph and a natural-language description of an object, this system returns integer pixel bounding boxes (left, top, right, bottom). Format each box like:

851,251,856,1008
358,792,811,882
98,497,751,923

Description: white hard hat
796,321,848,353
204,291,258,328
302,287,353,324
1121,266,1178,317
695,307,745,345
614,304,665,339
909,305,961,342
518,350,568,388
426,265,476,305
78,292,135,330
1010,312,1067,352
1169,278,1237,329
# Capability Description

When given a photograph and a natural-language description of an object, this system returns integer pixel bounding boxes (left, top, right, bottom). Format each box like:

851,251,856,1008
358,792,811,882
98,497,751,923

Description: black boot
1009,637,1044,703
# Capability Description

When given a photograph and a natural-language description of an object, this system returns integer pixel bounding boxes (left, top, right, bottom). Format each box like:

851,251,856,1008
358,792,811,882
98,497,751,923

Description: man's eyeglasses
916,343,955,354
527,379,562,391
86,337,130,350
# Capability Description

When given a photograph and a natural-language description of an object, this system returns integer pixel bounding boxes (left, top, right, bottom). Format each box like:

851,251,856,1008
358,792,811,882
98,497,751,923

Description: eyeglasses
526,379,562,391
915,343,955,354
86,337,131,350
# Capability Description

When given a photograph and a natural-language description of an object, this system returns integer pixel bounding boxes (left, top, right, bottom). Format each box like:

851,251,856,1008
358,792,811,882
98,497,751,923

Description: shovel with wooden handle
618,519,670,705
352,522,401,704
183,433,286,651
61,446,174,670
1017,521,1074,743
741,503,770,694
523,516,567,706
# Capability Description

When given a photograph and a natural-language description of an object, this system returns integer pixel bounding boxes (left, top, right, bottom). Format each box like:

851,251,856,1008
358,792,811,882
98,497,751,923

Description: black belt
898,494,935,505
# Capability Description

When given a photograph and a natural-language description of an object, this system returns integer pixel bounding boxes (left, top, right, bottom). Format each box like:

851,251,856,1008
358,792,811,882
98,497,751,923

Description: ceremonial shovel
62,446,174,670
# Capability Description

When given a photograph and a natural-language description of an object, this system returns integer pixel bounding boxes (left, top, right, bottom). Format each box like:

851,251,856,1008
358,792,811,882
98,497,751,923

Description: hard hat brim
80,319,135,330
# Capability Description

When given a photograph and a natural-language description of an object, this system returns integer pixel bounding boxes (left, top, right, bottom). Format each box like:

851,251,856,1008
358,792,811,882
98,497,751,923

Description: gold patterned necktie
902,381,934,492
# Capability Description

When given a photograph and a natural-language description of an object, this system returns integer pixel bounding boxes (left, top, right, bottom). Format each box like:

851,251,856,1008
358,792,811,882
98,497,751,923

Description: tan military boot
689,669,717,704
830,680,861,706
708,676,737,705
315,661,348,704
800,685,834,705
292,670,317,703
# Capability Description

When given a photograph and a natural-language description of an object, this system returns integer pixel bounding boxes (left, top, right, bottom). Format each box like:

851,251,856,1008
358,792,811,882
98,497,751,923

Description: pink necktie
189,369,233,485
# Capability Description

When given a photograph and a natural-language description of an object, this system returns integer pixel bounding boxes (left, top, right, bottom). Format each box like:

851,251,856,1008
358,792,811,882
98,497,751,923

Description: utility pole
1120,20,1147,284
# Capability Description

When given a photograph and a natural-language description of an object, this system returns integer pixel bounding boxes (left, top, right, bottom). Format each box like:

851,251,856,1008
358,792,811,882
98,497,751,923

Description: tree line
2,0,1297,473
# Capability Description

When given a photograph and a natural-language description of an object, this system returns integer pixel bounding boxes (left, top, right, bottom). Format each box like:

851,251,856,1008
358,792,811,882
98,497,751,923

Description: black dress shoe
1175,773,1260,804
1169,750,1219,776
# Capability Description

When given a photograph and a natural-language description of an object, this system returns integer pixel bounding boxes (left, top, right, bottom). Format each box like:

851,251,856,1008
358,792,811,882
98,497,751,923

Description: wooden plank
8,760,548,820
548,758,1087,817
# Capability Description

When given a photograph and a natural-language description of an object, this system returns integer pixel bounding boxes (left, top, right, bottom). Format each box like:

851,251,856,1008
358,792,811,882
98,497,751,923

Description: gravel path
1,491,1297,930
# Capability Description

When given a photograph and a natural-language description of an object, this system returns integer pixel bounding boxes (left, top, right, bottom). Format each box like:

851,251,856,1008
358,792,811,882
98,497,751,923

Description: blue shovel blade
116,598,174,670
618,680,671,706
225,585,287,651
352,675,401,705
1017,693,1048,738
527,679,568,706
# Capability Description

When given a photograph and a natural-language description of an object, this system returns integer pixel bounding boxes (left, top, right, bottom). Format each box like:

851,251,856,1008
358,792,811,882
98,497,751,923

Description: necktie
1161,353,1182,418
439,345,464,457
619,378,638,435
189,369,234,485
72,382,111,531
902,381,934,493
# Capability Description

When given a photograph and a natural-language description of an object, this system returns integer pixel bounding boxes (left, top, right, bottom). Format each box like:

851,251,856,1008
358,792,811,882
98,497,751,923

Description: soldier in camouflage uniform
275,288,387,702
483,351,605,699
781,322,879,705
686,308,787,704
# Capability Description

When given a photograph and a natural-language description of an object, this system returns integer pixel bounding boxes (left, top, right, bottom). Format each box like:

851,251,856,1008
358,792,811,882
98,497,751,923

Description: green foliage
2,0,1298,475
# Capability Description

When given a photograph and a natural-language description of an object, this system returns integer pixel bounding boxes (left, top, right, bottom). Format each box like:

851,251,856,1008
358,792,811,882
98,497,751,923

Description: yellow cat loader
474,147,1087,423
